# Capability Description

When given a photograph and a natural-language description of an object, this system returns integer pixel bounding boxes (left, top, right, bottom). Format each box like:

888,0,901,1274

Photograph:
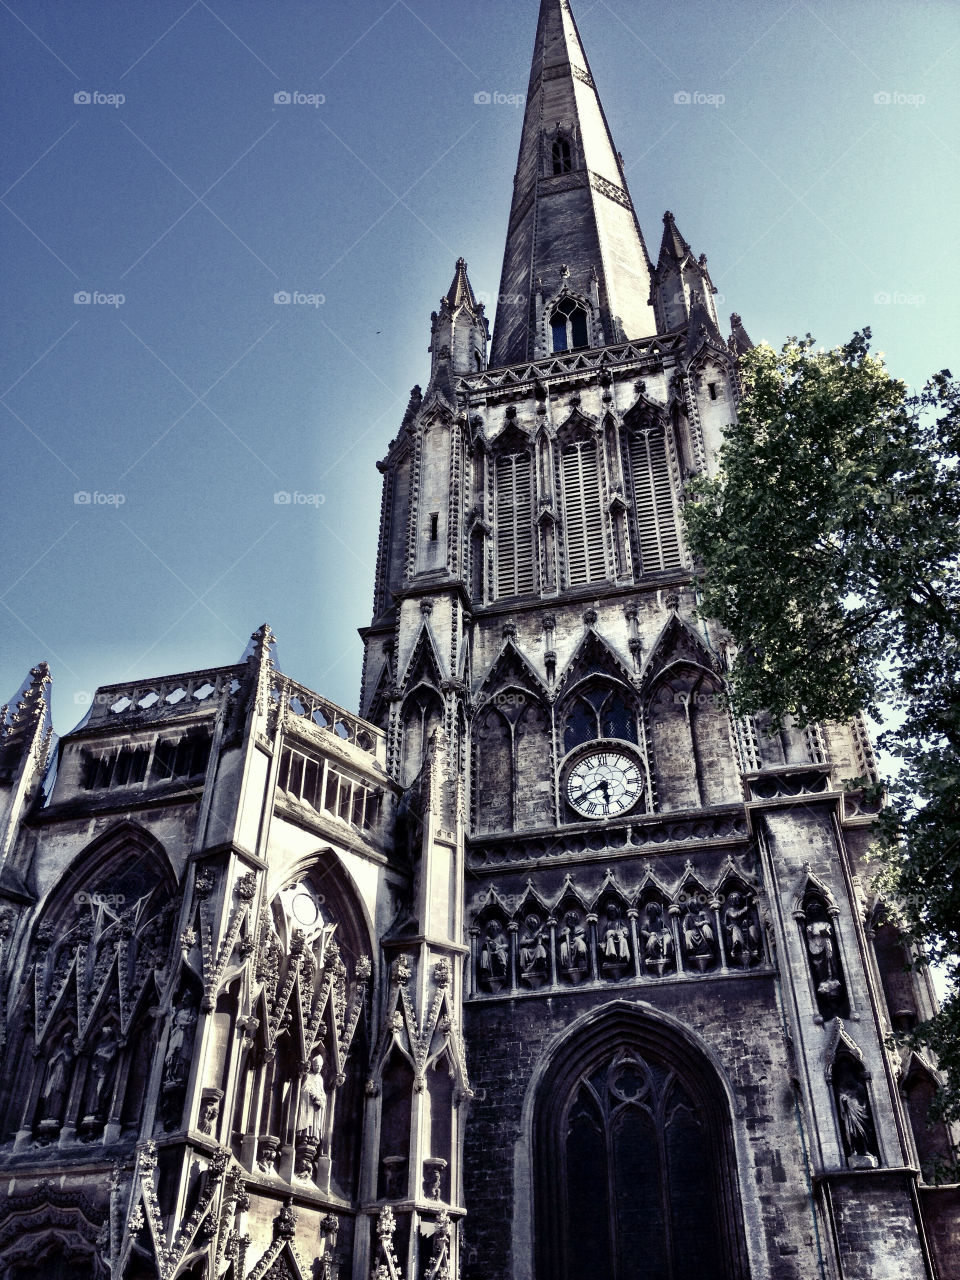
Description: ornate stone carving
723,891,761,969
800,891,848,1019
298,1050,326,1141
479,920,508,992
681,904,718,973
640,901,674,977
599,903,630,979
558,909,588,982
199,1087,223,1136
518,914,547,987
833,1055,879,1169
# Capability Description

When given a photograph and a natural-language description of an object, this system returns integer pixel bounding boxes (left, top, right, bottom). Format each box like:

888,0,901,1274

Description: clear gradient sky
2,0,958,734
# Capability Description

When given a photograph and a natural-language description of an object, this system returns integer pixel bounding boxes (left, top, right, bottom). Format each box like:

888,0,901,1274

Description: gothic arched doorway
533,1007,749,1280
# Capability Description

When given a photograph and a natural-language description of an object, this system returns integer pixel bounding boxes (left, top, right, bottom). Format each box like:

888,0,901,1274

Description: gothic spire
489,0,655,367
650,210,721,335
444,256,479,312
427,257,488,404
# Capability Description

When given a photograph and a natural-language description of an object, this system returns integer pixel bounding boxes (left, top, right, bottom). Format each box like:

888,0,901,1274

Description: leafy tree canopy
685,330,960,1140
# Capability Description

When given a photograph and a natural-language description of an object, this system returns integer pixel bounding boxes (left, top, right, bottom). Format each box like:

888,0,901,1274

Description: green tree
684,330,960,1149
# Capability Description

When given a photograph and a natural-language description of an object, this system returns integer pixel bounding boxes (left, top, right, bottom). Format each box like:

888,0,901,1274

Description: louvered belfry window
562,440,605,585
629,428,682,573
495,451,535,597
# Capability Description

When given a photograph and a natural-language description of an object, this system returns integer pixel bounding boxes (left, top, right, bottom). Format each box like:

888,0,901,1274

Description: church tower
0,4,955,1280
361,2,957,1278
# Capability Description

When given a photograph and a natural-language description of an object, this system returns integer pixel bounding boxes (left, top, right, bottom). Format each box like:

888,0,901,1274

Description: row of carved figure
472,888,764,993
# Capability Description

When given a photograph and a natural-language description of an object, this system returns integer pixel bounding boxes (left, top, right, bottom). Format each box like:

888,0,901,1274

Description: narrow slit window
429,512,439,542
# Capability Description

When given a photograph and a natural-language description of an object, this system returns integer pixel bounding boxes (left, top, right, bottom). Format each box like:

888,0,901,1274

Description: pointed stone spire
444,256,479,312
428,258,489,404
489,0,655,367
651,211,721,335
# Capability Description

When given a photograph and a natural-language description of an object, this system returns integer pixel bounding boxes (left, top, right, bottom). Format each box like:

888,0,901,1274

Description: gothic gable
398,624,446,695
623,386,668,431
474,639,549,705
489,418,533,457
641,613,722,692
555,627,635,698
553,405,599,447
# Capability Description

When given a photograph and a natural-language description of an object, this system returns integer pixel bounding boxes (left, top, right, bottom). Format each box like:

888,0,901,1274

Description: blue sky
2,0,958,733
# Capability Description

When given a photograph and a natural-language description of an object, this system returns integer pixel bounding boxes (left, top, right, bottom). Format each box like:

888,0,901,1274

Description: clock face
566,751,643,819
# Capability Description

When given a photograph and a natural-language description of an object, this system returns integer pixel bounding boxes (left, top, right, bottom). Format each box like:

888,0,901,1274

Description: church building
0,2,956,1278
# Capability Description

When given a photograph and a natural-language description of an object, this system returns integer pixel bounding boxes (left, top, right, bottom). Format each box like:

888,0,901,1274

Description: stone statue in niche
39,1032,74,1127
164,995,198,1086
479,920,508,992
300,1051,326,1141
833,1057,879,1168
600,904,630,979
519,914,547,987
160,993,199,1131
559,910,589,982
85,1019,119,1122
802,895,848,1018
640,902,674,977
681,904,718,973
723,891,761,968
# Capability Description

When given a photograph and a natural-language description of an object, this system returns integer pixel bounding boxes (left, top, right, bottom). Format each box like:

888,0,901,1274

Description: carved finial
248,623,275,662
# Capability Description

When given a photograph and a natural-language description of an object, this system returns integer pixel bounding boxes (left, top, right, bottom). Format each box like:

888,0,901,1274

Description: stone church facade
0,2,957,1278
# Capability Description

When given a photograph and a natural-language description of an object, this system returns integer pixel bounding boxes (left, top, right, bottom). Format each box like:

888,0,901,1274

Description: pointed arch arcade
533,1005,749,1280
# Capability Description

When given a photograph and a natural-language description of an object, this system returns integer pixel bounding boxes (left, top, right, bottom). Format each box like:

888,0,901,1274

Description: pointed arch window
551,297,590,352
401,688,443,787
626,427,682,574
495,451,535,597
560,439,605,585
534,1017,750,1280
552,138,572,174
561,682,638,754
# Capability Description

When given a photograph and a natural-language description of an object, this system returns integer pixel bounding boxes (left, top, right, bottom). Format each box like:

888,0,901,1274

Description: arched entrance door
534,1008,749,1280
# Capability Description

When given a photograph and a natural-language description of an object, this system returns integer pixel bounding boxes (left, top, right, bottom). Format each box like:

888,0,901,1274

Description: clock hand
571,779,607,802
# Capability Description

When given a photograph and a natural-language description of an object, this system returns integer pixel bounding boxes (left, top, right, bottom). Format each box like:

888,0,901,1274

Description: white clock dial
566,751,643,819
